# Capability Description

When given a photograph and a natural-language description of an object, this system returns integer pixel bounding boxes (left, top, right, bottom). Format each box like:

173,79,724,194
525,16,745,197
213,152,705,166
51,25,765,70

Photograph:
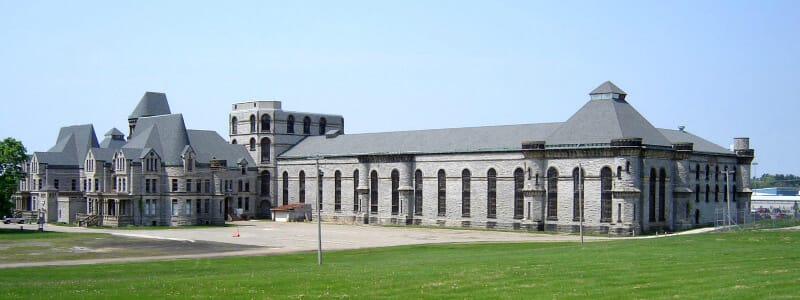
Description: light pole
579,163,584,245
315,157,323,265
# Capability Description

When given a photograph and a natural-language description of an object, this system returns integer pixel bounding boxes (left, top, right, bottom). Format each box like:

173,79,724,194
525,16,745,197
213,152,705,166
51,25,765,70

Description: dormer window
590,93,624,100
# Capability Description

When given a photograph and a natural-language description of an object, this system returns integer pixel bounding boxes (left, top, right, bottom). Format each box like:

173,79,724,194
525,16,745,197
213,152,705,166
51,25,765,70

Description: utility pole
316,157,323,265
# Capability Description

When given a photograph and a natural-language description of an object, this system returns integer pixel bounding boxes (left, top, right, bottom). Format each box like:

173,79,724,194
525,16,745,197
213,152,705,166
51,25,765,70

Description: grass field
1,229,798,299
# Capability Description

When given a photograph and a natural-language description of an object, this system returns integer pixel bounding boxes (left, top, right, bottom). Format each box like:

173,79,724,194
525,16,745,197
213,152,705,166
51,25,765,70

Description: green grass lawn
1,230,798,299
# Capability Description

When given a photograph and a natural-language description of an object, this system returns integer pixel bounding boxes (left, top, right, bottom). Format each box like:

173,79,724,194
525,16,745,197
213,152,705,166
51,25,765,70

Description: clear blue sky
1,1,798,176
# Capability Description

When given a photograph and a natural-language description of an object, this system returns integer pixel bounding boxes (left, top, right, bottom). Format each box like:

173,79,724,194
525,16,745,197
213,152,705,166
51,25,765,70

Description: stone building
12,92,258,226
13,81,754,233
269,81,754,234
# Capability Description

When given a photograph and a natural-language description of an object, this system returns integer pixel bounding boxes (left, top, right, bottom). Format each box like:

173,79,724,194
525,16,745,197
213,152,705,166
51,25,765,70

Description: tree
0,138,27,216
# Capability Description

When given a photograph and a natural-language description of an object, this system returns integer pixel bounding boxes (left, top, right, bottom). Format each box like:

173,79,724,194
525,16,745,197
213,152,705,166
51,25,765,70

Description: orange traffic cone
232,227,240,238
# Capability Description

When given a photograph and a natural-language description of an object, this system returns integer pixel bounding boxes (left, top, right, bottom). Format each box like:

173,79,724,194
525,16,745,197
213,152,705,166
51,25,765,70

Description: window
186,157,193,172
353,170,360,212
705,165,710,181
299,171,306,203
186,179,192,192
249,138,256,151
249,114,256,133
231,117,238,134
462,169,471,218
204,179,210,193
695,184,700,203
153,179,157,193
204,199,210,213
71,179,77,191
649,169,657,221
437,170,446,217
705,184,710,202
303,116,311,134
172,179,178,192
370,171,378,213
514,168,524,219
261,114,271,132
260,138,271,162
53,179,59,190
714,184,719,202
287,115,295,133
245,181,250,192
231,139,237,145
487,169,497,219
546,167,558,220
724,184,729,202
659,169,666,221
261,171,271,196
196,199,201,214
282,171,289,206
335,171,342,211
695,164,700,181
238,197,242,209
245,197,250,211
172,199,178,216
238,180,243,192
319,117,327,135
414,170,423,216
196,180,201,194
573,167,584,221
186,200,192,215
601,167,613,222
391,170,399,215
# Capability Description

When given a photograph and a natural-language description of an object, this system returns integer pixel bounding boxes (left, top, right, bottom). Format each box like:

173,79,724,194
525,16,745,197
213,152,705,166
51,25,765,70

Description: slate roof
124,114,190,165
36,124,99,166
99,128,126,149
187,130,256,167
280,123,562,158
658,129,732,154
590,81,627,95
129,92,171,119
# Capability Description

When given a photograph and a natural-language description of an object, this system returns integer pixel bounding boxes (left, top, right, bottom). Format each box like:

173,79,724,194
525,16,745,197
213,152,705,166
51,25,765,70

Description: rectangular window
238,197,242,209
196,181,202,194
172,179,179,192
146,179,151,193
204,199,210,214
71,179,77,191
153,179,157,193
172,199,178,216
245,197,250,211
204,180,211,193
145,199,151,216
185,199,192,215
94,179,99,192
54,179,60,190
196,199,201,214
186,179,192,192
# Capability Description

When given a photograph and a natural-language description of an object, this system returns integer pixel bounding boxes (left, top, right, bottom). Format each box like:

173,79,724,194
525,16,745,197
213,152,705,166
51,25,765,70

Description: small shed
271,204,312,222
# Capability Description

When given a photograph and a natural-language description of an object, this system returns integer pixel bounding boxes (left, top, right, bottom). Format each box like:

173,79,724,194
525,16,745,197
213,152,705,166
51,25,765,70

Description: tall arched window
370,171,378,213
572,167,584,221
695,184,700,202
695,164,700,180
391,170,399,215
715,166,720,182
705,165,710,180
334,170,342,211
546,167,558,220
714,184,720,202
299,171,306,203
659,169,666,221
487,169,497,219
303,116,311,134
249,138,256,151
437,170,446,217
287,115,295,134
319,117,327,135
261,114,271,132
249,114,256,133
260,171,270,196
462,169,471,218
353,170,359,212
282,171,289,205
649,168,657,221
260,138,271,162
601,167,613,222
705,184,710,202
414,170,423,216
514,168,524,219
231,117,238,134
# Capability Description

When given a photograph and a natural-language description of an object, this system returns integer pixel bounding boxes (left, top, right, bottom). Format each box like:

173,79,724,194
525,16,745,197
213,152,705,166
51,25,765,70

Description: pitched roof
129,92,171,119
104,128,125,137
658,129,732,154
187,130,255,167
123,114,189,165
590,81,627,95
41,124,99,166
280,123,561,158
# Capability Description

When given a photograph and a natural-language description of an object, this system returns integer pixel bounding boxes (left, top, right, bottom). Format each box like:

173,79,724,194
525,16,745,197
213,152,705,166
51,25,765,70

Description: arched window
487,169,497,219
601,167,613,222
249,114,256,133
414,170,423,216
260,171,270,196
353,170,360,212
334,171,342,211
617,166,622,180
370,171,378,213
231,117,238,134
437,170,446,217
249,138,256,151
705,165,710,180
462,169,471,218
231,139,237,145
705,184,710,202
260,138,271,162
695,164,700,180
319,117,327,135
546,167,558,220
282,172,289,205
714,184,719,202
695,184,700,203
261,114,271,132
733,185,737,202
287,115,295,134
391,170,399,215
659,168,666,221
303,116,311,135
514,168,524,219
649,168,657,222
573,167,585,221
299,171,306,203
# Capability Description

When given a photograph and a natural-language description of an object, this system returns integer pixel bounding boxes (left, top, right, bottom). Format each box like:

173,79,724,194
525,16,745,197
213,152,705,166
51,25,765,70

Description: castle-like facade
13,81,754,234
